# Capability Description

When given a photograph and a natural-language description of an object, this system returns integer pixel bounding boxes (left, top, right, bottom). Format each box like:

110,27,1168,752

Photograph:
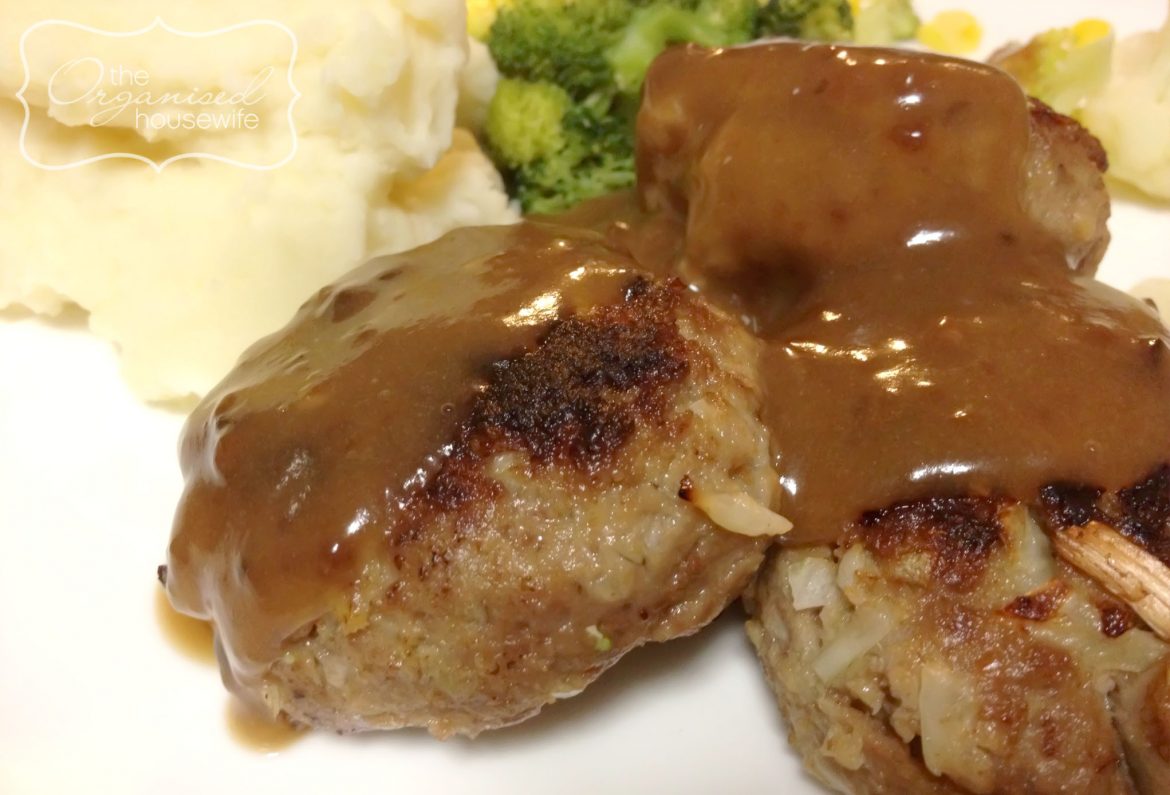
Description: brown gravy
154,587,215,664
225,699,304,753
166,42,1170,682
633,43,1170,541
166,224,654,684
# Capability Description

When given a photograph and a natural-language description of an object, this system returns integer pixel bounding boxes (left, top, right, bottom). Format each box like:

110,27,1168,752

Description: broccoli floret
607,0,759,91
484,0,914,212
488,0,634,98
489,0,760,213
756,0,853,41
853,0,918,45
528,100,637,212
485,77,635,214
483,78,572,168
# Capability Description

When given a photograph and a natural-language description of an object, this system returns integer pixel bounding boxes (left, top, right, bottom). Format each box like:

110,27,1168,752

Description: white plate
1,2,1167,793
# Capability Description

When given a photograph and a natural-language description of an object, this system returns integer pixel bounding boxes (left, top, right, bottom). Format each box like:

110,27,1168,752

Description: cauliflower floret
1080,8,1170,199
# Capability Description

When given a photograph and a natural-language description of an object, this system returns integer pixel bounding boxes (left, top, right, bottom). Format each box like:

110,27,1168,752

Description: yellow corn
467,0,511,40
917,10,983,55
1072,18,1112,47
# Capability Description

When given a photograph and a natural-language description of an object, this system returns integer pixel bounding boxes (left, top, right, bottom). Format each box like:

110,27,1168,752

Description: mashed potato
0,0,516,399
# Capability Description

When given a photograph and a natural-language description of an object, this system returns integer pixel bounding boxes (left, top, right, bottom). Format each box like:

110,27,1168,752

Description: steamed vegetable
484,76,638,213
1080,9,1170,200
851,0,917,45
915,9,982,55
993,7,1170,201
991,19,1114,117
609,0,760,92
467,0,511,39
480,0,920,213
755,0,852,41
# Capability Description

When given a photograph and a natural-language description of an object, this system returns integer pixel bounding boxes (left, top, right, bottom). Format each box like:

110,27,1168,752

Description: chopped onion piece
813,606,893,682
836,544,878,601
788,557,839,611
1007,510,1056,592
681,483,793,537
1029,591,1167,676
919,665,994,792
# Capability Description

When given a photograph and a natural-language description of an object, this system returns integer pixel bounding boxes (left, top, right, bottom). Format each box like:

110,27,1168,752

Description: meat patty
637,48,1112,283
1023,98,1112,273
165,223,782,737
165,42,1137,765
265,280,776,736
745,470,1170,794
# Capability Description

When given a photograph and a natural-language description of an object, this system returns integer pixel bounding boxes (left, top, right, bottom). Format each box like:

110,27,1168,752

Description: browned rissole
630,42,1170,793
635,43,1168,539
164,40,1170,789
746,493,1170,795
166,223,778,736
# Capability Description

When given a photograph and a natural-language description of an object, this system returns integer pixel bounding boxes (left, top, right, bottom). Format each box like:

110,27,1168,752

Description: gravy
634,43,1170,541
167,225,654,684
166,42,1170,683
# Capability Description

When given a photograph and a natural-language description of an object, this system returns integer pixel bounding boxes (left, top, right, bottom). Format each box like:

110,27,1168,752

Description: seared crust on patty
259,279,779,737
848,497,1009,591
1039,466,1170,566
455,278,688,473
407,278,691,516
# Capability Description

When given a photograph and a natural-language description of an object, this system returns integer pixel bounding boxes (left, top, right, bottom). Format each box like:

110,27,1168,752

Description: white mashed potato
0,0,517,399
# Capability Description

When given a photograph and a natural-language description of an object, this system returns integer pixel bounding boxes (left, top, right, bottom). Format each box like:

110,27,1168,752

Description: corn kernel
467,0,510,40
917,10,983,56
1072,18,1113,47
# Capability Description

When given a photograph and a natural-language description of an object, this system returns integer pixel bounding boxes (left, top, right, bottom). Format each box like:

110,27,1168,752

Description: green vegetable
853,0,919,45
484,0,920,213
485,0,627,212
756,0,852,41
585,625,613,652
608,0,758,92
484,78,573,168
489,81,638,214
487,0,632,98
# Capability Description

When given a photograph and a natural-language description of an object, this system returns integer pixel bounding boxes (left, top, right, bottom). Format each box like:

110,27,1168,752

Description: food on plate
748,494,1170,794
163,35,1170,791
992,3,1170,200
164,222,786,737
752,0,852,42
913,9,982,55
636,43,1170,793
988,19,1114,118
0,0,515,400
748,489,1170,791
850,0,918,46
480,0,918,214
